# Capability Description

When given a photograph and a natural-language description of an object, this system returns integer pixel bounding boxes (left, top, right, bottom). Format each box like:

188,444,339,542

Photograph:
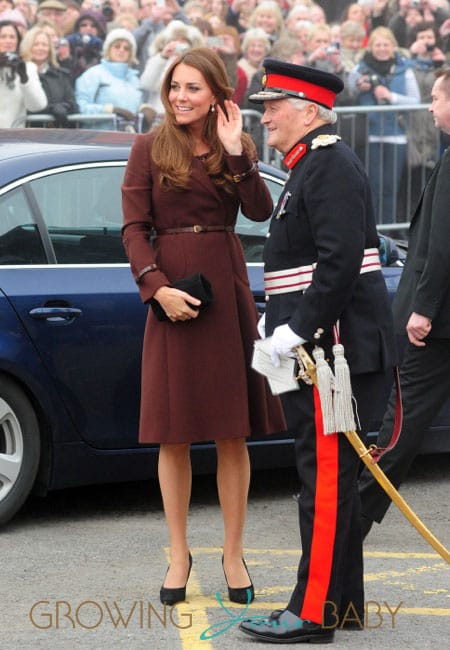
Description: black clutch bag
149,272,213,322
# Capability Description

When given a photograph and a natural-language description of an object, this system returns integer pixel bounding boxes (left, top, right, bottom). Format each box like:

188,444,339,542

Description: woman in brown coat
121,47,285,606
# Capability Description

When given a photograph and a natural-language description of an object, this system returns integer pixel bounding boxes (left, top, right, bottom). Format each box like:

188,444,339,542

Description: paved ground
1,454,448,649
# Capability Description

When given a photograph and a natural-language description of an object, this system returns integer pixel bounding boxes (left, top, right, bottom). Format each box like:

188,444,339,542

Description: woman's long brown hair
151,47,255,193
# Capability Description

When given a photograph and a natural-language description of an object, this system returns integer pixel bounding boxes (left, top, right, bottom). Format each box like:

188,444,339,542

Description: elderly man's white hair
288,97,337,124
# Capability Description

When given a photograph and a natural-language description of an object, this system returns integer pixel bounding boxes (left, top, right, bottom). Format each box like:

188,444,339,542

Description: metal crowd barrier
26,113,143,132
26,105,439,236
241,104,439,237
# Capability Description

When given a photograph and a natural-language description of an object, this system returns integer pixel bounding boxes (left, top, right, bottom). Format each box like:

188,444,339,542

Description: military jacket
264,124,396,375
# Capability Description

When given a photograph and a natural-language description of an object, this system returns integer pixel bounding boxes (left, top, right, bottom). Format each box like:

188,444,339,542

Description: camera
102,1,114,20
206,36,224,48
2,51,20,66
367,73,382,89
325,42,341,55
365,73,390,104
175,42,189,54
425,43,434,52
411,0,421,7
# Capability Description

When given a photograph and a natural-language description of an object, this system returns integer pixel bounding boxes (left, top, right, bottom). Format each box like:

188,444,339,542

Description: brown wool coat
122,133,286,444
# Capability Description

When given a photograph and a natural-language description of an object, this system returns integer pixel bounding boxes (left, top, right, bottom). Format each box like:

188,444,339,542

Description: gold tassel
312,347,335,435
332,343,356,433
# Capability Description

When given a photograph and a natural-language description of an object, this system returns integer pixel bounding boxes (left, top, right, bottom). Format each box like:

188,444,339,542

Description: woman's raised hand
216,99,243,156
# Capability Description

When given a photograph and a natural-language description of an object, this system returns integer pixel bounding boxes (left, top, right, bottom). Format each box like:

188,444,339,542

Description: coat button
266,232,271,238
265,295,270,302
313,327,324,339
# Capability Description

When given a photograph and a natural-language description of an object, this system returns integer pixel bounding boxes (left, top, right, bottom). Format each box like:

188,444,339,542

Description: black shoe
222,555,255,604
239,609,334,643
160,552,192,606
361,515,373,540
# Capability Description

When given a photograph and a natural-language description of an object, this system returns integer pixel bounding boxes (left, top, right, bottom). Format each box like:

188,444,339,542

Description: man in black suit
239,60,396,644
360,68,450,537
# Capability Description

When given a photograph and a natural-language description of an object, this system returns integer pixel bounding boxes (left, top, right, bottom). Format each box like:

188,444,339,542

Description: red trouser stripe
301,387,339,623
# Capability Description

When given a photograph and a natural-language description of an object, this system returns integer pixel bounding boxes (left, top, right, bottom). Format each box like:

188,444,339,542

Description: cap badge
311,134,341,150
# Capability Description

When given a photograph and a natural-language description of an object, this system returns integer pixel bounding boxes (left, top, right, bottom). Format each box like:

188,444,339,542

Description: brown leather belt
156,225,234,235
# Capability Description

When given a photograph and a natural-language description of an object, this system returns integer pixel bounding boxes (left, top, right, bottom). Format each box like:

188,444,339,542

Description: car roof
0,129,135,186
0,128,285,187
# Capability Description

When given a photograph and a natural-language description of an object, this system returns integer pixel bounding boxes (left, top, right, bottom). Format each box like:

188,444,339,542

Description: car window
236,173,284,263
0,187,47,265
29,165,128,264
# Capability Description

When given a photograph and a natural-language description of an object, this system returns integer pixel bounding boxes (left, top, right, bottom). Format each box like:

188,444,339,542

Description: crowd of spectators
1,0,450,219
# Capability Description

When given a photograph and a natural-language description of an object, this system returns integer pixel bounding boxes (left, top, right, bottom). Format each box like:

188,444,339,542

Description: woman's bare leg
158,442,192,587
216,437,252,587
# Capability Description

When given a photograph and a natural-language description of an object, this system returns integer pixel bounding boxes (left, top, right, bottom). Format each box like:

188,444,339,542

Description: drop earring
210,103,215,113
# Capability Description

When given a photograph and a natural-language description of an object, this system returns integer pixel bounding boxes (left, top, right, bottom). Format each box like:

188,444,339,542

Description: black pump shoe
160,552,192,606
222,555,255,604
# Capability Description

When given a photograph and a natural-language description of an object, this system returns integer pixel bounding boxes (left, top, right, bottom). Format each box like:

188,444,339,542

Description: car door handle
29,307,82,321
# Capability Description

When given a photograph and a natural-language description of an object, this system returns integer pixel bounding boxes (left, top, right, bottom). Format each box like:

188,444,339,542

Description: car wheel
0,377,40,526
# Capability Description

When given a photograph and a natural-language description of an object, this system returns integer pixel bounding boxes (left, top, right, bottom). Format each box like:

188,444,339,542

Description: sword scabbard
294,345,450,564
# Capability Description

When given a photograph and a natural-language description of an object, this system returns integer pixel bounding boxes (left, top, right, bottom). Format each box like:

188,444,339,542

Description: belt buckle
193,225,204,233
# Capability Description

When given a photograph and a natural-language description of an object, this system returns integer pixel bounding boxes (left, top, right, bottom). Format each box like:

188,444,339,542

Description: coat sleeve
22,62,47,112
413,149,450,320
75,67,110,114
139,53,168,92
121,134,170,303
224,147,273,222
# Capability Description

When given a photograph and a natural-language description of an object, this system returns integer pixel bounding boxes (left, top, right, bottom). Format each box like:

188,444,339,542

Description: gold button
265,295,270,302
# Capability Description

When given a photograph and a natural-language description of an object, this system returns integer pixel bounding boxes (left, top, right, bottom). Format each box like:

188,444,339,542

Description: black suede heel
160,552,192,605
222,555,255,604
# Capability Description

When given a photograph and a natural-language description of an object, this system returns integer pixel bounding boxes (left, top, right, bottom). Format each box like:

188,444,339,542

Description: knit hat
0,8,28,28
103,28,137,62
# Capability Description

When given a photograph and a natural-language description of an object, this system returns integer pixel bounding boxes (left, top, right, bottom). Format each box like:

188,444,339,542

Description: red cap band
266,73,337,109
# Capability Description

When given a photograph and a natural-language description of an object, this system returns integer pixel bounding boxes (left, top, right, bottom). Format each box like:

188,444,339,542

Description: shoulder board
311,134,341,150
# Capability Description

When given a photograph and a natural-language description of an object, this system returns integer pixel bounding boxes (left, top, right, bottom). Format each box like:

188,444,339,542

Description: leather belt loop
156,225,235,235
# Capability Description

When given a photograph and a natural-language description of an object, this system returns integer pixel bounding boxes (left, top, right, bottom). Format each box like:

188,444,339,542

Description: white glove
257,313,266,339
270,324,304,368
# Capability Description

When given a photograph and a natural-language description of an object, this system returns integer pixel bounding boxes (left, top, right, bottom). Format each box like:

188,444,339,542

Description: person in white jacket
75,28,143,130
0,19,47,128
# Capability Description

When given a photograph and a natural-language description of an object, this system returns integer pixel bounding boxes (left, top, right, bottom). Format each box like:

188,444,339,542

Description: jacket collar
283,123,339,170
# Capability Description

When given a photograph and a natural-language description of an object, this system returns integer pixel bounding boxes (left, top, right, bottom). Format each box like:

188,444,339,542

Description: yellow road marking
162,549,214,650
190,547,445,559
177,595,450,616
168,548,449,649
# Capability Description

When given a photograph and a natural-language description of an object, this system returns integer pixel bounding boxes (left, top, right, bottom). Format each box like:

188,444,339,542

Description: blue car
0,129,446,526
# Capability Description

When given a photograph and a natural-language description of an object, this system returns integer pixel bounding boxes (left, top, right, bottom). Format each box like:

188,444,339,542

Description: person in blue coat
348,26,420,224
75,28,142,130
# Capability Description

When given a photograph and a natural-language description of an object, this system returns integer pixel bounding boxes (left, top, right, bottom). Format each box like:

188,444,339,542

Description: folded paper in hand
252,337,300,395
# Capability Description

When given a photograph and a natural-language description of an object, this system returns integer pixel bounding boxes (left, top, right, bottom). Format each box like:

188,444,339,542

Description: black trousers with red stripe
281,371,386,627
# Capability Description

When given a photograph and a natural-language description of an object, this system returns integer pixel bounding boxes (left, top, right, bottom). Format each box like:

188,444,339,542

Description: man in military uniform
239,60,396,643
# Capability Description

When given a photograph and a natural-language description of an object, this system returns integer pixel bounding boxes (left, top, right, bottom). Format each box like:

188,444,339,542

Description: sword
295,344,450,564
